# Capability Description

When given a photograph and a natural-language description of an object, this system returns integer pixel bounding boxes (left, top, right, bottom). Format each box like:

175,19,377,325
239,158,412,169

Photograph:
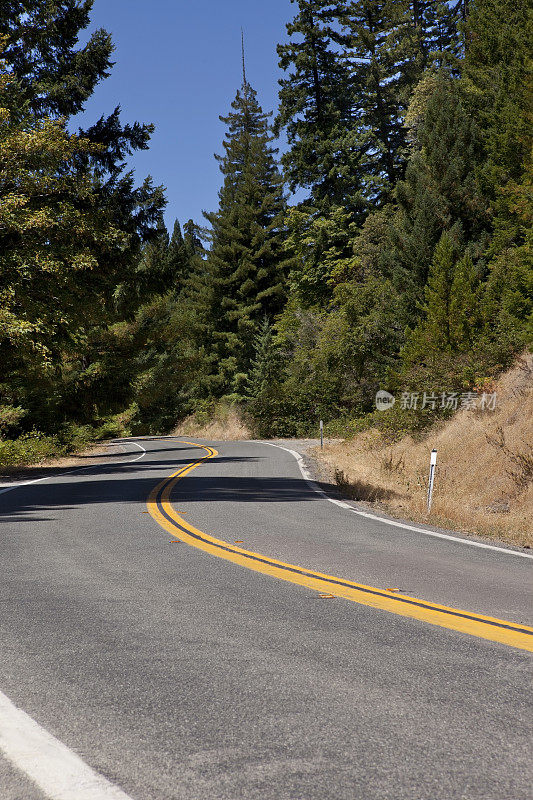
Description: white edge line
256,441,533,561
0,690,133,800
0,441,146,496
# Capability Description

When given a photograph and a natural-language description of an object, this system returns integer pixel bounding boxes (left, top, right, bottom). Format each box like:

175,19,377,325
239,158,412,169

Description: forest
0,0,531,465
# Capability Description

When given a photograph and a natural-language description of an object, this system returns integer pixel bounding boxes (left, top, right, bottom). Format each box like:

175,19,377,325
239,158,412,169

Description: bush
0,410,135,469
0,405,27,436
0,432,60,468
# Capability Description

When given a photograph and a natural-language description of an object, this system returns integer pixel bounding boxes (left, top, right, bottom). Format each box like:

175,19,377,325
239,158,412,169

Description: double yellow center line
147,442,533,653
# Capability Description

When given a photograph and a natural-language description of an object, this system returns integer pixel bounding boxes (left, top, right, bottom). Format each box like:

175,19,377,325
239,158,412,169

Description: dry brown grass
171,405,250,441
313,353,533,547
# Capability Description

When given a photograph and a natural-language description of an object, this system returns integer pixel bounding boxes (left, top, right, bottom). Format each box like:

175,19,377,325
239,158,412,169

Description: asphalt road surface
0,437,531,800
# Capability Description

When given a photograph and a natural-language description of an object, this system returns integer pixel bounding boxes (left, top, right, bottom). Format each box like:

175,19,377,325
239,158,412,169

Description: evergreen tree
167,220,190,288
409,1,462,67
463,0,530,194
448,252,478,349
402,230,479,355
134,220,171,296
385,72,487,323
0,0,113,118
245,317,287,437
0,1,165,303
339,0,459,210
465,1,533,365
205,75,290,390
179,219,212,338
134,218,193,299
246,318,279,399
0,2,164,434
463,0,532,285
284,205,357,307
0,46,125,428
162,219,219,400
276,0,459,216
275,0,355,212
414,230,458,350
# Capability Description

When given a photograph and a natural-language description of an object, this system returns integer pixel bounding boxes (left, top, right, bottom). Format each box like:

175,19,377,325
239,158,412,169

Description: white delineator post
320,420,324,449
427,449,437,513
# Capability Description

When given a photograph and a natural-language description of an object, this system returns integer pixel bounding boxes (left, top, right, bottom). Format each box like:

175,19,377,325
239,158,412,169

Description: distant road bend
0,437,531,800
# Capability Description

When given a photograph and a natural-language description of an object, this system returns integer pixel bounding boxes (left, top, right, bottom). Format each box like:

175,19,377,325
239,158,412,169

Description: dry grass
313,353,533,548
171,405,250,441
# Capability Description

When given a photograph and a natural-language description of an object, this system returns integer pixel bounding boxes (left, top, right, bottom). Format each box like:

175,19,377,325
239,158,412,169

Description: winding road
0,437,531,800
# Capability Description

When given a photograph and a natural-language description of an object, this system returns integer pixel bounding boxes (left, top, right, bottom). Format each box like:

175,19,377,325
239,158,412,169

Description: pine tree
245,317,285,436
205,74,290,390
0,0,113,118
463,0,531,266
135,220,170,296
403,230,478,358
410,1,462,67
284,205,357,307
449,252,478,349
274,0,355,212
0,45,127,427
167,220,190,288
386,72,487,323
179,219,210,319
246,318,279,398
464,0,533,365
0,0,165,296
340,0,459,210
0,3,164,433
463,0,530,191
136,218,193,299
275,0,459,216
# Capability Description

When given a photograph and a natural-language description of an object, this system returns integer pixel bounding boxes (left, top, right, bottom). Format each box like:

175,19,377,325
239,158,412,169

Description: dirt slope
313,353,532,547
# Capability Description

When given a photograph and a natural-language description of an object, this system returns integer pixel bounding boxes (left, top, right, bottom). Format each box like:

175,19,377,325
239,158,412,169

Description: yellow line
147,442,533,653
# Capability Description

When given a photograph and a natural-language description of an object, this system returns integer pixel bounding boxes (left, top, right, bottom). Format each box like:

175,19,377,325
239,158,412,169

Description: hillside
312,354,532,548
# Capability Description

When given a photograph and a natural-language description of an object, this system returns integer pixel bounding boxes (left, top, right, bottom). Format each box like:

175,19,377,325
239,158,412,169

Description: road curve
0,437,531,800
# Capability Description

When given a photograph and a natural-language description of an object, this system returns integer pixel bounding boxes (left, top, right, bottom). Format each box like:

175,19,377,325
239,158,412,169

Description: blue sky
74,0,295,232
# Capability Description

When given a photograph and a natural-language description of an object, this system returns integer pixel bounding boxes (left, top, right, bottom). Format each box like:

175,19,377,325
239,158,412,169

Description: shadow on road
0,453,250,482
0,459,339,526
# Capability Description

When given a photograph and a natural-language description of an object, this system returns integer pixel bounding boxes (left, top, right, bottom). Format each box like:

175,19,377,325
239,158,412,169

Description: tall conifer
205,67,289,390
0,0,165,283
276,0,459,214
275,0,355,212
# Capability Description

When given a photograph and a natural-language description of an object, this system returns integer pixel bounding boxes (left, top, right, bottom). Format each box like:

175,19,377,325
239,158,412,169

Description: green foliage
205,77,290,389
0,1,114,119
275,0,356,211
0,410,137,469
0,405,26,436
0,1,164,444
284,205,357,307
0,432,62,468
276,0,459,216
388,72,488,315
245,318,284,436
3,0,532,452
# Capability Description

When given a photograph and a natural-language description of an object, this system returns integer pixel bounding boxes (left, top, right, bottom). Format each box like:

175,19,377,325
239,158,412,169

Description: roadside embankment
310,354,532,548
172,402,250,441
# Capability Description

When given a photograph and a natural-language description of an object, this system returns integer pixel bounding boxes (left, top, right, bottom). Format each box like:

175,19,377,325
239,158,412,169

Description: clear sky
73,0,295,232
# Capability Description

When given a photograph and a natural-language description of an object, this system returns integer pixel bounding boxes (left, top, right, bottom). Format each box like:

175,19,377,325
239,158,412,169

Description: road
0,437,531,800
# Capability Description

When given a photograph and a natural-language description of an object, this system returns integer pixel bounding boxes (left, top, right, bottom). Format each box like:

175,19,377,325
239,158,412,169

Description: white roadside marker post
427,449,437,513
320,419,324,449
